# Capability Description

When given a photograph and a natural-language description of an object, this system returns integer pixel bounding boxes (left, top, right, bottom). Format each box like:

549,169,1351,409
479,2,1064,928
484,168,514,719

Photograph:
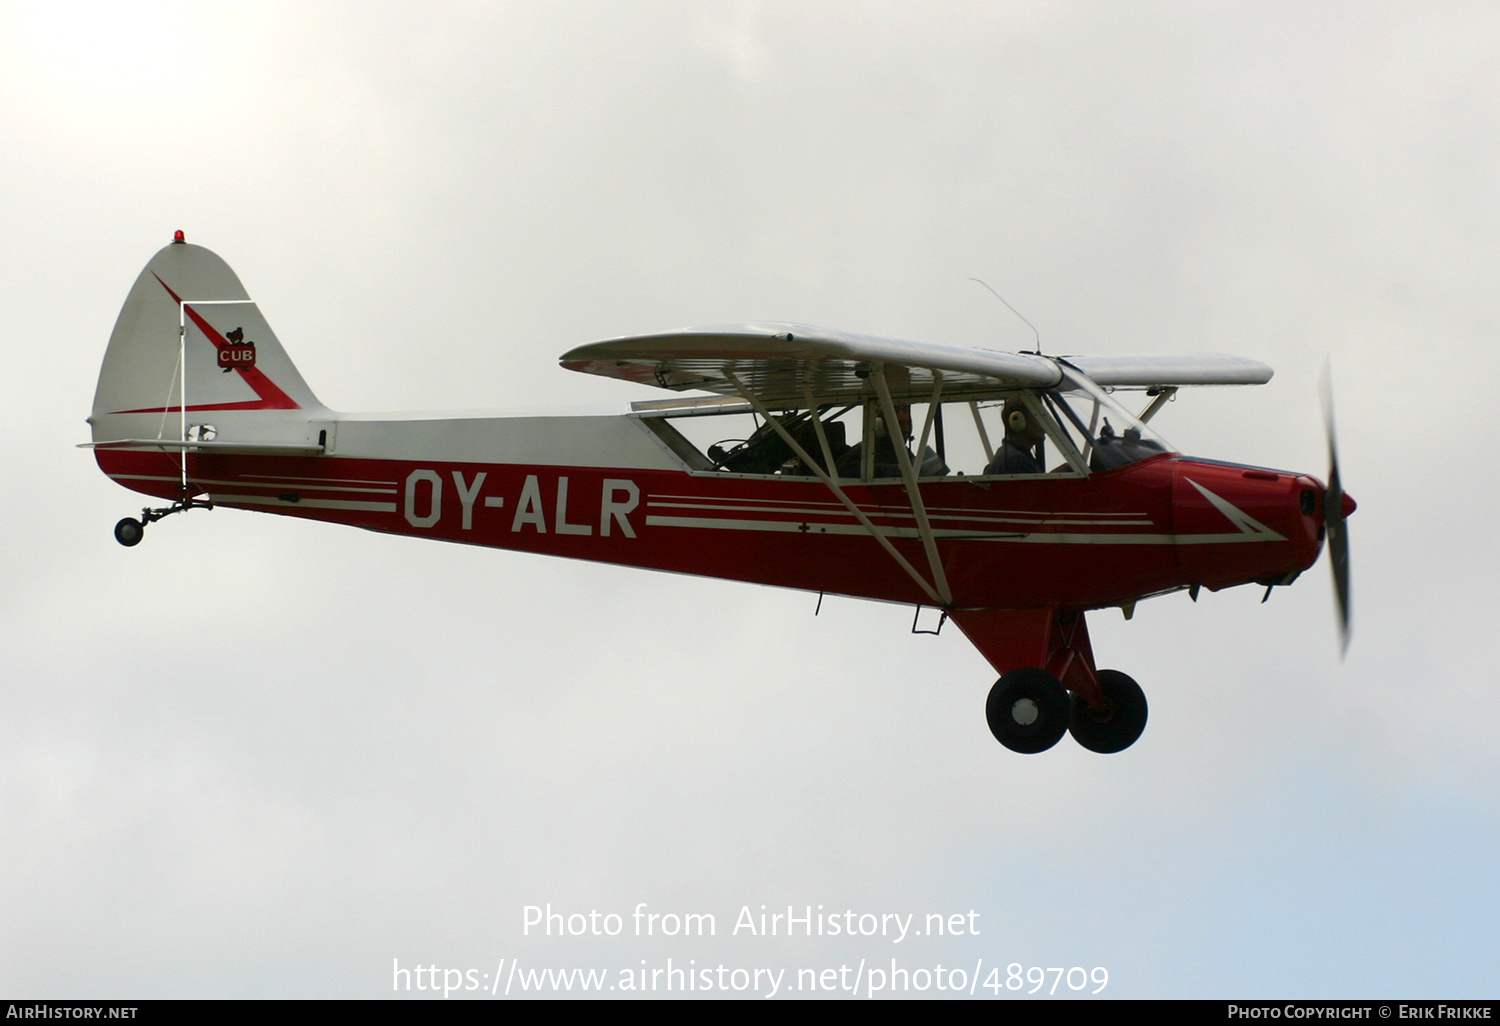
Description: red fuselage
97,448,1325,613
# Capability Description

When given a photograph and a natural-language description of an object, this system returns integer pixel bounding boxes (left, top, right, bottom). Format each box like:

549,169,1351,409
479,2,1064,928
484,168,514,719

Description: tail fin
90,237,327,450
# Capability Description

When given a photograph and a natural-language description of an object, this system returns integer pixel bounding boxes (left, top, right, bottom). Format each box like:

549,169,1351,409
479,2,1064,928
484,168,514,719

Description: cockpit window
636,366,1175,480
1042,367,1174,472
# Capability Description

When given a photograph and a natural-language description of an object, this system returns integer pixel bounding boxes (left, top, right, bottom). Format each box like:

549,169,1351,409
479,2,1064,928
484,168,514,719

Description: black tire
986,668,1071,754
1069,669,1148,754
114,518,145,547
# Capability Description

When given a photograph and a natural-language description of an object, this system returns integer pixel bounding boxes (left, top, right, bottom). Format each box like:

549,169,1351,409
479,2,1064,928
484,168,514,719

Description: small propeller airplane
85,233,1354,754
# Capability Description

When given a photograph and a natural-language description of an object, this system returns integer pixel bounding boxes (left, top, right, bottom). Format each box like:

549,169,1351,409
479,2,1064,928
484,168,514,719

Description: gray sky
2,0,1497,998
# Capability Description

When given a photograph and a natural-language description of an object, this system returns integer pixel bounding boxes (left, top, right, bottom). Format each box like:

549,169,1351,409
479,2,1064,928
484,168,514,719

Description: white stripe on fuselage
644,478,1283,546
207,493,397,513
641,514,1273,545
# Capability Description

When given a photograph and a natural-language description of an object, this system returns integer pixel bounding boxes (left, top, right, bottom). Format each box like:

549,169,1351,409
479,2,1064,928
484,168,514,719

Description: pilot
984,398,1046,475
836,405,948,479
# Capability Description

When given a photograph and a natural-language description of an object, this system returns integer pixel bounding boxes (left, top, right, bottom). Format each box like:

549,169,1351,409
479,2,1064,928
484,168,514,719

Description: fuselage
94,410,1325,612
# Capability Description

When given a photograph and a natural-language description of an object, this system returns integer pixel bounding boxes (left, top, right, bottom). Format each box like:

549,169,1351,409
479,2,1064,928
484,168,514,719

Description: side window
646,396,1084,480
709,407,855,476
654,405,862,478
635,379,1170,481
638,417,715,471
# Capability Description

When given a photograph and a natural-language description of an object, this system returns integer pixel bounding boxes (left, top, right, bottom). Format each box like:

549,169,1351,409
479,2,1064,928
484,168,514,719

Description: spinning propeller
1322,369,1354,654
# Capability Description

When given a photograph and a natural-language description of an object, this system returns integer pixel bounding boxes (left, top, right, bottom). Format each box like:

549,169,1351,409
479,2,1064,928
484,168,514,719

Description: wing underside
559,323,1063,405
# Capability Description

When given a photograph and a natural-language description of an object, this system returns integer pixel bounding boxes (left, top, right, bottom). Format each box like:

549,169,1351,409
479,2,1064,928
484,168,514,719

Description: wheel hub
1011,698,1039,726
986,668,1072,754
1083,698,1118,725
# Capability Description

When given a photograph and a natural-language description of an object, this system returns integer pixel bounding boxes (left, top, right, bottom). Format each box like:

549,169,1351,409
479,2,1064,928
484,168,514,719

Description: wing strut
969,401,995,462
871,365,953,606
721,369,949,607
1137,386,1177,423
916,371,944,462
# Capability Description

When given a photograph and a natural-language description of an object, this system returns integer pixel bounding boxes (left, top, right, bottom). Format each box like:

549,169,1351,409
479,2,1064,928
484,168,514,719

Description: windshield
1041,366,1175,471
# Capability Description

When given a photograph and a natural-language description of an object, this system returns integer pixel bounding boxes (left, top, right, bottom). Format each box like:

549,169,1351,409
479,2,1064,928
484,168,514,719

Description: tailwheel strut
113,495,213,547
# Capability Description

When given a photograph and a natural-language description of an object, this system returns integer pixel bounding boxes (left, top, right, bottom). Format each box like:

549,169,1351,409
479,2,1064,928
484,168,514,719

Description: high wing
1063,354,1273,389
559,322,1061,405
560,322,1271,404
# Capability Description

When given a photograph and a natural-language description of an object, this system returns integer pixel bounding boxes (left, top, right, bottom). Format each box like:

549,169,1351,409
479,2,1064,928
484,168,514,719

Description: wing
1063,354,1273,388
559,322,1062,406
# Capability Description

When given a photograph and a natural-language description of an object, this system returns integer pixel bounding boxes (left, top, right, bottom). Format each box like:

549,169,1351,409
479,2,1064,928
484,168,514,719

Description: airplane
85,232,1354,755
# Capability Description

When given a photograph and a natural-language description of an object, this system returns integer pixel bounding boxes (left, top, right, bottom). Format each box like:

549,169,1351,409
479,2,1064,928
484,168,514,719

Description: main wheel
1069,669,1148,754
986,668,1071,754
114,518,145,547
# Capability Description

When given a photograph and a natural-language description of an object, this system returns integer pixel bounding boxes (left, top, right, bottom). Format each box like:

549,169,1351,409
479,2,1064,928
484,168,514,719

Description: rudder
90,235,327,452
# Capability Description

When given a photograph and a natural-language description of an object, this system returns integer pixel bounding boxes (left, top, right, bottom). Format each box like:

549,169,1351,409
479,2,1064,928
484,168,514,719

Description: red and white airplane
87,234,1354,754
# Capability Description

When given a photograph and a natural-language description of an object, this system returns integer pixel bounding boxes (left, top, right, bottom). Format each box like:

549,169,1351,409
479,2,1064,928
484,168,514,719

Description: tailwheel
986,667,1071,754
114,517,145,547
1069,669,1148,754
111,496,212,547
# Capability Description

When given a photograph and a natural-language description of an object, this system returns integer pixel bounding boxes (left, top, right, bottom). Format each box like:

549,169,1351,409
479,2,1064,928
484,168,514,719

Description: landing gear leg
953,607,1147,755
986,668,1071,754
1068,669,1148,754
112,496,213,547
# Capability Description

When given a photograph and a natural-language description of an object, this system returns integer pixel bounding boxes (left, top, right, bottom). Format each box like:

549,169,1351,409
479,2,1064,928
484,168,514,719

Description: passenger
836,405,948,479
984,399,1045,475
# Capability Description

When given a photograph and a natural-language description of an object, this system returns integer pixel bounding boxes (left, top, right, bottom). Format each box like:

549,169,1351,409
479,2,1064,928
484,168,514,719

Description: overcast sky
2,0,1497,999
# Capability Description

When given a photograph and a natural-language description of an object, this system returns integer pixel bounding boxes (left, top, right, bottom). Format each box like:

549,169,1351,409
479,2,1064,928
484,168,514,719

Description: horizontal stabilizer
81,439,325,455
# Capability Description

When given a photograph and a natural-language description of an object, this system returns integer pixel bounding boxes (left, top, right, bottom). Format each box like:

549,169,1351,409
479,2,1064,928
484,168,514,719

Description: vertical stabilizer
90,238,326,448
